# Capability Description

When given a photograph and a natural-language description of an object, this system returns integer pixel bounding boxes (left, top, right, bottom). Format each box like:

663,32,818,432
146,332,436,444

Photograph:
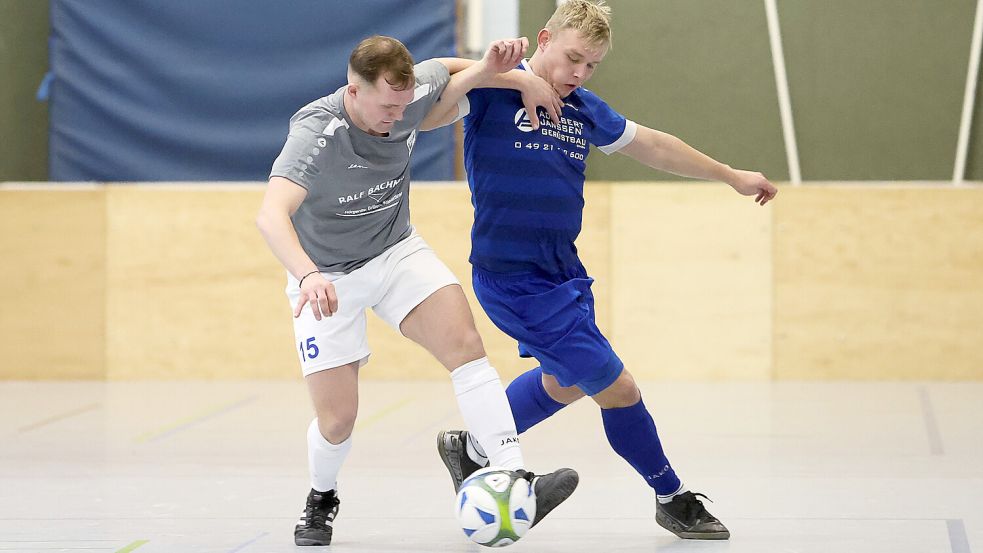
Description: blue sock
601,398,682,496
506,367,566,434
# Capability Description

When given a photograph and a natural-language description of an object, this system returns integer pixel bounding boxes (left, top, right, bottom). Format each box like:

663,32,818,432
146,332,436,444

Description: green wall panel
968,61,982,181
521,0,983,183
0,0,49,181
519,0,557,41
781,0,977,180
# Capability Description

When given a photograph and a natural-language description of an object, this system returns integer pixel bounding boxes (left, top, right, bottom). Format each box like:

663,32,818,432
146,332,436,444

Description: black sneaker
515,468,579,527
437,430,487,492
656,491,730,540
294,488,340,546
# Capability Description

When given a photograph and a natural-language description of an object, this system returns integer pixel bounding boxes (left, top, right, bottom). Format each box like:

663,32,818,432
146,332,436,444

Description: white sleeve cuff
597,120,637,155
450,96,471,124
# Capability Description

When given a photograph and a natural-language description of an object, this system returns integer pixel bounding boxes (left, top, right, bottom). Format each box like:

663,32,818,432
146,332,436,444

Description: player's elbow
255,208,280,238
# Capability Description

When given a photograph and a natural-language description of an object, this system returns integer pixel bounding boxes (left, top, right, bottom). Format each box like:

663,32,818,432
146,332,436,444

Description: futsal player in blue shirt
433,0,777,540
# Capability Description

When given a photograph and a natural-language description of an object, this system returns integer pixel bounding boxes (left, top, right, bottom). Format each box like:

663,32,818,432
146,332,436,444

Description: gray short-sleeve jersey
269,59,450,273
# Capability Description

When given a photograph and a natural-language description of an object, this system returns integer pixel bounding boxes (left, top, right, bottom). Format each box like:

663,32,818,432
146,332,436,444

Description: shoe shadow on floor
652,535,732,552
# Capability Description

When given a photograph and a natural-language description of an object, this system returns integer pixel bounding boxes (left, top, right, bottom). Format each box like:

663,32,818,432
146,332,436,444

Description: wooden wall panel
104,185,295,379
610,183,773,379
773,185,983,379
4,183,982,381
0,187,106,378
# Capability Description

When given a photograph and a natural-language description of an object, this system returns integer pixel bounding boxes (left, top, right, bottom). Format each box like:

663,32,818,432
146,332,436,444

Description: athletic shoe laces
676,492,713,522
305,492,336,526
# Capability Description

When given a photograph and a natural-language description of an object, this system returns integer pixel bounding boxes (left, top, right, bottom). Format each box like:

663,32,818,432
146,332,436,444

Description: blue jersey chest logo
503,106,590,165
510,107,589,151
514,108,537,133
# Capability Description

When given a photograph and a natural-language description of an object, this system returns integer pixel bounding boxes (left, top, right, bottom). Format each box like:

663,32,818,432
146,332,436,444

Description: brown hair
348,35,415,90
546,0,612,48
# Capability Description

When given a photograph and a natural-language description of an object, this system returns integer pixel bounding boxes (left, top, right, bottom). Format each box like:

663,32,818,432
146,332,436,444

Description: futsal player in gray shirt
257,35,574,546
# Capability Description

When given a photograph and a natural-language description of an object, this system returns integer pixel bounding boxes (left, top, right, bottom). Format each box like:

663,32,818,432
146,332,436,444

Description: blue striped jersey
462,61,637,274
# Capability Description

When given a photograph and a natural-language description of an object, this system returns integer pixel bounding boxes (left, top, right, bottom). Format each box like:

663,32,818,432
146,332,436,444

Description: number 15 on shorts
300,337,319,361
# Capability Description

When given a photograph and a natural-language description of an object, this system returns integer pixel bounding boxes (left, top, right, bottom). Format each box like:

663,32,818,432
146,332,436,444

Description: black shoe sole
295,534,332,546
436,430,465,492
531,468,579,527
656,512,730,540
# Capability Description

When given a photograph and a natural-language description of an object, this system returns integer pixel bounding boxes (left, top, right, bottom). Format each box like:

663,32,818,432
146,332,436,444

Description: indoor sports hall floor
2,379,980,553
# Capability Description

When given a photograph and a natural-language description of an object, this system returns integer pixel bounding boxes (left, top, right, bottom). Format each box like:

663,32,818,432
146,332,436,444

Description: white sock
657,483,688,504
450,357,523,470
307,418,353,492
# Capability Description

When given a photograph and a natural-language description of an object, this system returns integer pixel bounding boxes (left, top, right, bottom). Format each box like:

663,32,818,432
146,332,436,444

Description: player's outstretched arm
429,57,563,130
421,38,526,130
618,124,778,206
256,177,338,319
421,39,562,130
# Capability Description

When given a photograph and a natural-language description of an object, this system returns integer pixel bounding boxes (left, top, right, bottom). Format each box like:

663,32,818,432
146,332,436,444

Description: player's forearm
440,59,497,106
436,57,528,91
255,211,319,279
657,133,735,184
422,60,496,130
434,57,474,75
623,126,736,184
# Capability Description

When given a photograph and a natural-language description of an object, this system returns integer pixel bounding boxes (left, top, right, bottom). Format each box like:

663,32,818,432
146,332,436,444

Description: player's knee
317,413,356,444
447,326,486,359
542,374,586,404
593,369,641,408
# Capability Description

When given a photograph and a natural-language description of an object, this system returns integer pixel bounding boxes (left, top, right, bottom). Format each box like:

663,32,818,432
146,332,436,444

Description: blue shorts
472,265,624,396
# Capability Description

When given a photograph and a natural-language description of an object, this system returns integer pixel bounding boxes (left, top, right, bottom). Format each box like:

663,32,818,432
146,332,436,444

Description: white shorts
286,232,459,376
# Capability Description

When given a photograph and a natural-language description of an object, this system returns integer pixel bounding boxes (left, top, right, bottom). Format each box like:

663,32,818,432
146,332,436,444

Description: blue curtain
48,0,456,181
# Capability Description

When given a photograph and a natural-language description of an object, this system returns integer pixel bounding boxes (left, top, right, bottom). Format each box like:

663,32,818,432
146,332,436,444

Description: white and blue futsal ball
454,467,537,547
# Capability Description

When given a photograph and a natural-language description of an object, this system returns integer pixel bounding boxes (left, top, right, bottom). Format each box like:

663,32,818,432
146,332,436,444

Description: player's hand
728,169,778,206
480,37,528,75
518,72,563,129
294,273,339,320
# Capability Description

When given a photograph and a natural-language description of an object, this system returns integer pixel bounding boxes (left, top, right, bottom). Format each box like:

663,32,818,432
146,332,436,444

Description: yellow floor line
134,396,256,443
114,540,149,553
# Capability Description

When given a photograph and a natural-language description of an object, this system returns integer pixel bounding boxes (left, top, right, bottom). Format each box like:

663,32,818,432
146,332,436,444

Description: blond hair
545,0,612,48
349,35,415,90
